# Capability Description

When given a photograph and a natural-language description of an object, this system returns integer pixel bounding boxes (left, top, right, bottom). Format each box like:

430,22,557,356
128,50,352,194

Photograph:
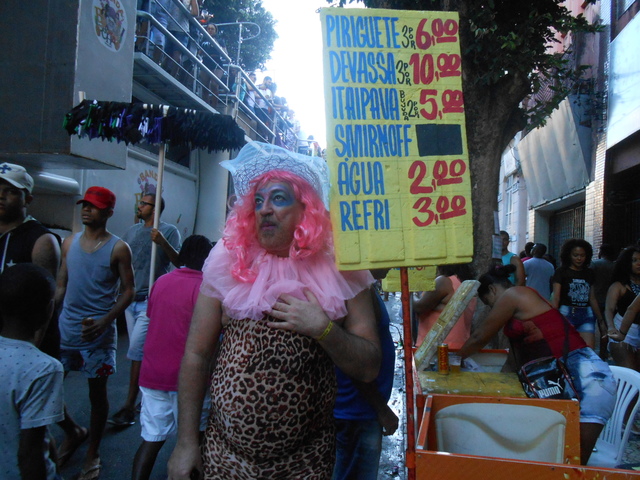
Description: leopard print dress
202,317,337,479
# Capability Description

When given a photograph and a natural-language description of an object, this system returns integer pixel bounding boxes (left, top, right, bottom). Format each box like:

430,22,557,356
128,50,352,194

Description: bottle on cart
437,343,450,375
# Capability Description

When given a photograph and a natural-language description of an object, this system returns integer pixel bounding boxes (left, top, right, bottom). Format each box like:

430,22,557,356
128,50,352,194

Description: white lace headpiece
220,141,330,209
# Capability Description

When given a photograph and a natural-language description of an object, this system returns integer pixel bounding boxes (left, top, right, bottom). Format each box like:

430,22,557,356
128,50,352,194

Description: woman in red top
458,265,616,465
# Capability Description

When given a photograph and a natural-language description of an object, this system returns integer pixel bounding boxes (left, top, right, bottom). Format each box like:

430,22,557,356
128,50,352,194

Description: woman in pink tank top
413,264,476,349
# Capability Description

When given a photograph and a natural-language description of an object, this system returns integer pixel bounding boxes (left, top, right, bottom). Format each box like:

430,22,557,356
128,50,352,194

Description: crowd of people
0,147,396,480
3,143,639,478
412,234,640,465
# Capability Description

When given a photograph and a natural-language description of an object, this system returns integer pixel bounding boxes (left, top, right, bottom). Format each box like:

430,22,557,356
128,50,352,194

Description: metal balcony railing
134,0,301,150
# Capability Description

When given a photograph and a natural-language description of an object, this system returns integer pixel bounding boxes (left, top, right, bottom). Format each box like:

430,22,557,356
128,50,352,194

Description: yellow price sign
321,8,473,271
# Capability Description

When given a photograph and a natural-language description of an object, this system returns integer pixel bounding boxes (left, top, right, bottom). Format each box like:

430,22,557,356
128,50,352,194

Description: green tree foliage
330,0,598,275
203,0,278,71
333,0,597,138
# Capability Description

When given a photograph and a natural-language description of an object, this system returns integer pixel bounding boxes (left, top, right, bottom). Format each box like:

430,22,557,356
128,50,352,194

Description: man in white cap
0,162,60,277
0,161,63,367
0,162,91,469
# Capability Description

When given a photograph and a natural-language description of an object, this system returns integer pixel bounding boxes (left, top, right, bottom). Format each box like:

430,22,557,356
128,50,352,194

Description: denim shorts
149,8,168,49
559,305,596,333
60,347,116,378
165,32,189,56
125,300,149,361
565,347,616,425
608,313,640,349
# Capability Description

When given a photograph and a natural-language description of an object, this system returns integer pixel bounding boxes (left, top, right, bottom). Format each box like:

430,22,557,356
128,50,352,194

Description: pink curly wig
223,170,333,282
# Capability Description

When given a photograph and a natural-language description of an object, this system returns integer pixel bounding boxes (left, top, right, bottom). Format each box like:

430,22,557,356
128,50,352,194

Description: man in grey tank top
56,186,135,479
110,191,181,427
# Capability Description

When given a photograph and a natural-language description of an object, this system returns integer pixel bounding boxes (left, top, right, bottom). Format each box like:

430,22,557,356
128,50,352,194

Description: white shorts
609,313,640,350
140,386,211,442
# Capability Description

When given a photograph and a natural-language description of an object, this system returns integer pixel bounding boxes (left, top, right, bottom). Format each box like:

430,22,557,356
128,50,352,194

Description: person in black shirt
551,238,605,349
0,162,60,349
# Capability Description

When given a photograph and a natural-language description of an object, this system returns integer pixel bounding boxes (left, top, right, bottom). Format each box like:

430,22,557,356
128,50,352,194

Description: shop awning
516,96,591,208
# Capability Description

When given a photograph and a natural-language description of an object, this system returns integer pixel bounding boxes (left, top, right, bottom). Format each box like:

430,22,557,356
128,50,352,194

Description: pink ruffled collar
200,242,373,321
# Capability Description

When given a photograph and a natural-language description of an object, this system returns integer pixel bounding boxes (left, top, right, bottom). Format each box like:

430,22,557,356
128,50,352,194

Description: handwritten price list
321,8,473,270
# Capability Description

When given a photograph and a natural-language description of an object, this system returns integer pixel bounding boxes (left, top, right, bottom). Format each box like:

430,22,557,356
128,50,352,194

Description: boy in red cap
56,186,135,479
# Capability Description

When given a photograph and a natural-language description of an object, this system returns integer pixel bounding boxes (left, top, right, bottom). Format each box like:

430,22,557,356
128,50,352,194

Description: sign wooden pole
148,141,166,290
401,267,416,480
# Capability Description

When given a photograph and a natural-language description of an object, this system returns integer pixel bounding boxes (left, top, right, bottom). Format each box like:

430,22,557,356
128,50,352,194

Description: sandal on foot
77,459,101,480
58,426,89,467
108,407,135,427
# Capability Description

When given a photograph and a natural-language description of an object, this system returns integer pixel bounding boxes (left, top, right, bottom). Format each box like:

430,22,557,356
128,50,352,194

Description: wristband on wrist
316,321,334,341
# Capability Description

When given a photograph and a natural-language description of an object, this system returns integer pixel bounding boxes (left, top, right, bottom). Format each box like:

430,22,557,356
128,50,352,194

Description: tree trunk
457,1,530,276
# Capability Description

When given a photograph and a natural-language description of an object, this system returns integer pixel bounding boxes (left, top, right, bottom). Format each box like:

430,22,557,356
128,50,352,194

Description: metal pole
237,23,243,66
401,267,416,480
148,141,166,291
232,69,242,121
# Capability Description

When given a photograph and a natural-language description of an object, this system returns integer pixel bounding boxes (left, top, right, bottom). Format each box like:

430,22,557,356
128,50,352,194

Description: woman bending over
458,265,616,465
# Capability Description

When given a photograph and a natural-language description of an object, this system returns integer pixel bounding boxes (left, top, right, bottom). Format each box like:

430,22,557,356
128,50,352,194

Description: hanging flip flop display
63,99,246,153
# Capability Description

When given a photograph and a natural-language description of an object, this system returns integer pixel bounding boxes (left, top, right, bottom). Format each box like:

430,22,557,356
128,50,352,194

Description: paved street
53,318,176,480
53,294,640,479
377,294,407,479
54,298,408,480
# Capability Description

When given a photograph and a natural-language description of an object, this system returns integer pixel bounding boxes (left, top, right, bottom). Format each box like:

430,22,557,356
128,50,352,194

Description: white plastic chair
588,365,640,468
435,403,567,462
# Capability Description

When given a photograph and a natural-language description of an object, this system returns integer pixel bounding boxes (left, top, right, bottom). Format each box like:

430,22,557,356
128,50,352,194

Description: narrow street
54,328,177,479
53,293,408,480
7,1,640,478
52,291,640,479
